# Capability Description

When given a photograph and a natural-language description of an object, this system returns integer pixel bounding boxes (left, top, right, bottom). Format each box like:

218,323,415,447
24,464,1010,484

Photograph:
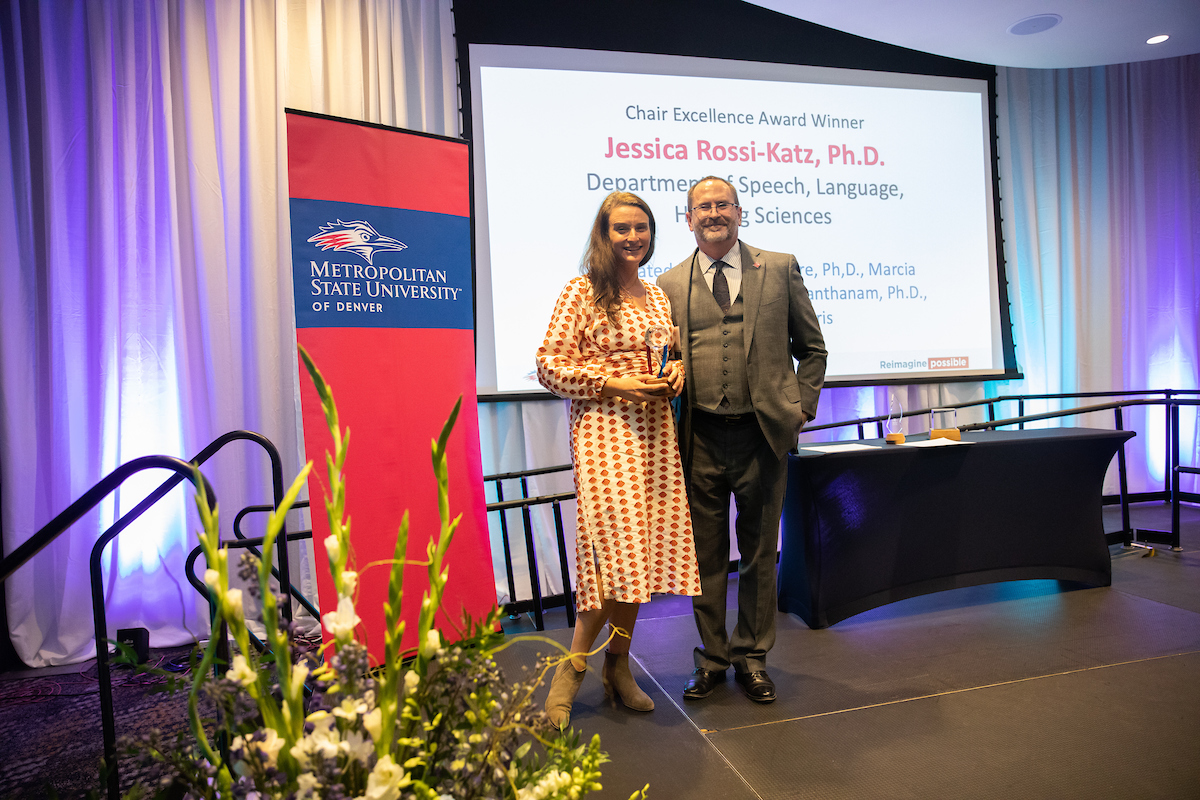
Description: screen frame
454,1,1020,401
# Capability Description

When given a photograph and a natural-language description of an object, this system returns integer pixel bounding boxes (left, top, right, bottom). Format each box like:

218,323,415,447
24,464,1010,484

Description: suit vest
688,264,753,414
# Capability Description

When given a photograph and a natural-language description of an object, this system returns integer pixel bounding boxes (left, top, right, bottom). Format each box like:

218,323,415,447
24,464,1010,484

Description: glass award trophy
885,394,906,444
929,407,961,441
643,325,671,377
641,325,673,397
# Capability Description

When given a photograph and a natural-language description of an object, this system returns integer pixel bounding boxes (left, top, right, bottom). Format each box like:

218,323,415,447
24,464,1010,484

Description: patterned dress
536,276,700,612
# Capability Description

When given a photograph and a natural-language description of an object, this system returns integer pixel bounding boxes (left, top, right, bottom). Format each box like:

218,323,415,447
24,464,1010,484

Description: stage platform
501,500,1200,800
1,501,1198,798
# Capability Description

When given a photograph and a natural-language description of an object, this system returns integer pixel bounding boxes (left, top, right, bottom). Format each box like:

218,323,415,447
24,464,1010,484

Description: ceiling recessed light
1008,14,1063,36
1146,35,1170,45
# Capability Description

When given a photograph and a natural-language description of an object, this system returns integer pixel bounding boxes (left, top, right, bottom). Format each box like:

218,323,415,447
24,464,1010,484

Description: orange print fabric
536,277,700,612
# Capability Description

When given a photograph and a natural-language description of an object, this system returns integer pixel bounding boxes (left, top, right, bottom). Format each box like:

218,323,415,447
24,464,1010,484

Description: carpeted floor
2,501,1198,799
0,648,203,798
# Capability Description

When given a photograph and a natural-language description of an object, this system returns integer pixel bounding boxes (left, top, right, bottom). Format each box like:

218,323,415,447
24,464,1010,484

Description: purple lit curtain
0,0,456,668
995,56,1200,493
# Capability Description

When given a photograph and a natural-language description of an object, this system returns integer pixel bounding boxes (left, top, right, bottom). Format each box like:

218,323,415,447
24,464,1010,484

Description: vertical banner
285,111,494,661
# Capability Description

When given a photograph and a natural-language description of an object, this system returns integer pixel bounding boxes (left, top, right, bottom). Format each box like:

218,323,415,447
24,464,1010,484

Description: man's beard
696,220,734,244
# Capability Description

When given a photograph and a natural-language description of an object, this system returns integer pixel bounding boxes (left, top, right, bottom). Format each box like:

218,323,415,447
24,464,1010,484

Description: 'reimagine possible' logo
307,220,408,265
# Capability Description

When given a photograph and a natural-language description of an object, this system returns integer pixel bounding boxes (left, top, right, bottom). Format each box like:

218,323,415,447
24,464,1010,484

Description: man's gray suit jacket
657,241,828,458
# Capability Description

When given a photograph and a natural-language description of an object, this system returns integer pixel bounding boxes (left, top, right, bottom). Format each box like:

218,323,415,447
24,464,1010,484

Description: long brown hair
580,192,656,323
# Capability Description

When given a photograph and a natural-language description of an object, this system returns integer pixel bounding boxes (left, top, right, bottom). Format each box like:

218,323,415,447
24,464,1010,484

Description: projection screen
469,45,1012,395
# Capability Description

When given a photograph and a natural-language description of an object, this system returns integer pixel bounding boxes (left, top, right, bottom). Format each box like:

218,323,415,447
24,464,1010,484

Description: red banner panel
286,111,492,661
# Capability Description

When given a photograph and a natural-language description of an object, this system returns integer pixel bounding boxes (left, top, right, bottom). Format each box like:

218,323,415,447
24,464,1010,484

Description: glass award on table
885,394,906,444
643,325,673,396
929,407,961,441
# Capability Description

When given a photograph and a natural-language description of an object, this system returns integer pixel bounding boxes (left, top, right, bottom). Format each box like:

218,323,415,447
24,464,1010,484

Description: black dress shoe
682,667,727,699
734,670,776,703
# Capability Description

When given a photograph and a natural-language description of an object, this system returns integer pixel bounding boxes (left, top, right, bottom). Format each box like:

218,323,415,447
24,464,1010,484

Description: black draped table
777,427,1135,628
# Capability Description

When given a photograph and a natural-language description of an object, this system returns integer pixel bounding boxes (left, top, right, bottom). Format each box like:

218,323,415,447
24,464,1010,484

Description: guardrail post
1170,401,1182,550
520,505,545,630
1114,406,1133,545
492,483,519,613
551,501,575,627
1164,390,1175,500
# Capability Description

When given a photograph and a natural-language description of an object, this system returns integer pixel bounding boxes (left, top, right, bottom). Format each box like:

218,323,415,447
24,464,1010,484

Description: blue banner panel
290,198,472,330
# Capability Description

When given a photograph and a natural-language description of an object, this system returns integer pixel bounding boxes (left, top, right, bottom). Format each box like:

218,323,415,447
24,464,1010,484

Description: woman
535,191,700,728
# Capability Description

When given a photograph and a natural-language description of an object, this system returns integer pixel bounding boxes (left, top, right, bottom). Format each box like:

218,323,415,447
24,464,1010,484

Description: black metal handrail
0,429,301,800
805,389,1198,502
183,529,319,695
958,397,1162,430
483,465,573,625
1168,400,1200,547
0,455,215,800
89,430,297,799
0,454,207,584
811,393,1196,551
802,388,1199,438
485,487,576,631
185,528,321,623
231,502,320,620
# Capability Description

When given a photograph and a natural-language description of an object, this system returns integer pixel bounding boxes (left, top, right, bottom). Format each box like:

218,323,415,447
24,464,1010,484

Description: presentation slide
470,45,1007,394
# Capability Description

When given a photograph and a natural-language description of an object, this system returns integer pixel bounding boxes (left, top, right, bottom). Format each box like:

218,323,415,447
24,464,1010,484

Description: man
657,176,826,703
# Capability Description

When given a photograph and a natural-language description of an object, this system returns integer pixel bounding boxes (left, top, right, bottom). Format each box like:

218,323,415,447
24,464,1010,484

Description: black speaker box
116,627,150,663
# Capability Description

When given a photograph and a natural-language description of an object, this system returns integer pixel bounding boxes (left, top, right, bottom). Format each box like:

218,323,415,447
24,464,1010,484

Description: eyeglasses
690,202,738,214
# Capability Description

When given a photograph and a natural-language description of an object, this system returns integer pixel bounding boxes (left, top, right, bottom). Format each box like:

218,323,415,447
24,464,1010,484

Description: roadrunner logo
307,220,408,265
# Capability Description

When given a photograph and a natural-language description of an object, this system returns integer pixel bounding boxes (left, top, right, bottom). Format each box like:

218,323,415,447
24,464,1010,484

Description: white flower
324,534,340,560
227,654,257,687
341,729,374,765
203,569,220,589
332,696,368,721
363,707,383,742
296,774,320,800
310,715,340,760
257,729,286,768
291,712,340,769
341,570,358,597
403,670,420,695
289,662,309,700
225,588,244,618
362,754,406,800
232,729,286,770
422,629,441,657
322,596,361,641
516,770,573,800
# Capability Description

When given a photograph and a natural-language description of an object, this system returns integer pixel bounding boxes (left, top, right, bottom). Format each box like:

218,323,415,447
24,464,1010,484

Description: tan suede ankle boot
545,658,586,729
601,650,654,712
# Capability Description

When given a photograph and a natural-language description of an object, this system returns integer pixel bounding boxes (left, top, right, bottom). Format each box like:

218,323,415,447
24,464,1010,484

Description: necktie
712,261,731,314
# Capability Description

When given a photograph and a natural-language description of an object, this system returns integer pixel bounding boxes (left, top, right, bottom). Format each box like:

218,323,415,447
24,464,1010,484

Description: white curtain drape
0,0,455,668
996,56,1199,494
